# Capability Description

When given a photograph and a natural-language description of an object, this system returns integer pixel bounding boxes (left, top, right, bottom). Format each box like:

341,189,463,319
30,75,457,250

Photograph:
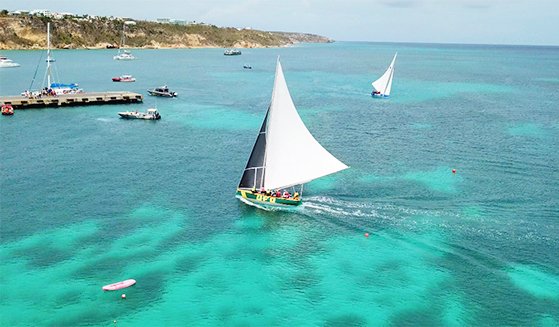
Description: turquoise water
1,42,558,326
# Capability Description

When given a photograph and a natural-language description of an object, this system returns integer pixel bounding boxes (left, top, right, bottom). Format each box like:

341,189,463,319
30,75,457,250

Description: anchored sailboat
114,22,135,60
236,59,348,207
22,22,81,97
371,52,397,98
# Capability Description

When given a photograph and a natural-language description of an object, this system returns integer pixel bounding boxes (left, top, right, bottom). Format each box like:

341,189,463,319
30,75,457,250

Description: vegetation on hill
0,11,332,50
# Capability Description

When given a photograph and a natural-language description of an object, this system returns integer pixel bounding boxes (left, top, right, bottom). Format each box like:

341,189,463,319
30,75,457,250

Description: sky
3,0,559,46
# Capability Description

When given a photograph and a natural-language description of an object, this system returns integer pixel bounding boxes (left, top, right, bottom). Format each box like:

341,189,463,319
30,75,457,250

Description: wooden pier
0,92,143,109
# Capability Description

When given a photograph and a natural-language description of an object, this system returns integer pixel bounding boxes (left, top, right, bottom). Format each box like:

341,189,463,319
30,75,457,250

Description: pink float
102,279,136,291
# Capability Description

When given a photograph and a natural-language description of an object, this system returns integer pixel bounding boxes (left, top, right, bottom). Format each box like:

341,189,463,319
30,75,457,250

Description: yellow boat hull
236,189,302,206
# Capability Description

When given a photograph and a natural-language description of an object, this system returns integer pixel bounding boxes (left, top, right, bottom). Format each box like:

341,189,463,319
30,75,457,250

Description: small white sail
371,52,397,97
263,60,348,190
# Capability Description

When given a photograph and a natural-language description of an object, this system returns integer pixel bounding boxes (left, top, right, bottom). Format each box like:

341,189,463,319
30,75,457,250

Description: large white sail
263,60,348,190
371,52,397,96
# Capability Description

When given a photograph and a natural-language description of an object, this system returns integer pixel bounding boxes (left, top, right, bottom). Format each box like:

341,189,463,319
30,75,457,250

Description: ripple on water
177,104,261,131
507,123,549,138
507,264,559,300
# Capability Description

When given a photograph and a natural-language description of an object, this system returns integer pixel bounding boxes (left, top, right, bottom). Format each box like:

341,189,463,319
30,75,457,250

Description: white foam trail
303,195,460,219
96,118,113,122
236,196,273,211
303,196,384,218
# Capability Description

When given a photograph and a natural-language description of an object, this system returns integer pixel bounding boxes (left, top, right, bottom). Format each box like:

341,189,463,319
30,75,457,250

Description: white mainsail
262,60,348,190
371,52,397,96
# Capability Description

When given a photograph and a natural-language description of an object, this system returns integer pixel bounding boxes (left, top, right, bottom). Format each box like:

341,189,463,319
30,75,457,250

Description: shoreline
0,44,300,51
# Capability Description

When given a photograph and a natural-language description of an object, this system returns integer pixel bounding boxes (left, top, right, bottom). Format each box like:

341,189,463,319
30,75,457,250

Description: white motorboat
0,56,21,68
118,108,161,120
147,85,177,97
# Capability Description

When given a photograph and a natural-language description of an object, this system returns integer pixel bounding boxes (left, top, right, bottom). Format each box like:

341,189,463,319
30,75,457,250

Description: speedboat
112,74,136,82
114,50,135,60
243,64,252,69
147,85,177,97
0,56,20,68
118,108,161,120
1,104,14,115
224,49,242,56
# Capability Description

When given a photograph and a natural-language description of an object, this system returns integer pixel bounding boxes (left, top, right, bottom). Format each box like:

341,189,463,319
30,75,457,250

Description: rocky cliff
0,13,332,50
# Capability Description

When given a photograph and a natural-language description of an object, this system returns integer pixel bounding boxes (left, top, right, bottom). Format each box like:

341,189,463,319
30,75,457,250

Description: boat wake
298,195,461,233
303,195,457,220
302,196,388,219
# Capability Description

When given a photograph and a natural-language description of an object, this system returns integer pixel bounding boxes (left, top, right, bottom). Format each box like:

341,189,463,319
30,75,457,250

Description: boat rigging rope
28,51,44,91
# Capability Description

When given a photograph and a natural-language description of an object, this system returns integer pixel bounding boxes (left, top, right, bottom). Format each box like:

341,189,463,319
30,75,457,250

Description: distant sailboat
114,22,135,60
236,59,348,207
371,52,397,98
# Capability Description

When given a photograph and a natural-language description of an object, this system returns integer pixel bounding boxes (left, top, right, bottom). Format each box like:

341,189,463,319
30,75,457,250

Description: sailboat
22,23,81,97
114,23,135,60
371,52,397,98
236,59,348,207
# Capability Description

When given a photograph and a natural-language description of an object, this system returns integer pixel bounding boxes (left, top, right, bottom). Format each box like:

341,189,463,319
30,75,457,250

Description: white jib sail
371,52,397,96
263,60,348,190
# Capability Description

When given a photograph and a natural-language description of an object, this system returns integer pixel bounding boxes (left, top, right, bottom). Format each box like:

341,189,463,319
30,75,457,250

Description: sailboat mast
256,58,281,191
46,22,52,87
385,67,394,94
122,24,126,50
260,109,269,190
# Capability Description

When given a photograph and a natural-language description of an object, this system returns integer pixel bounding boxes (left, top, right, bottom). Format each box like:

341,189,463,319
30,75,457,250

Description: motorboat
0,56,20,68
243,64,252,69
224,49,242,56
118,108,161,120
112,74,136,82
147,85,177,97
1,104,14,115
